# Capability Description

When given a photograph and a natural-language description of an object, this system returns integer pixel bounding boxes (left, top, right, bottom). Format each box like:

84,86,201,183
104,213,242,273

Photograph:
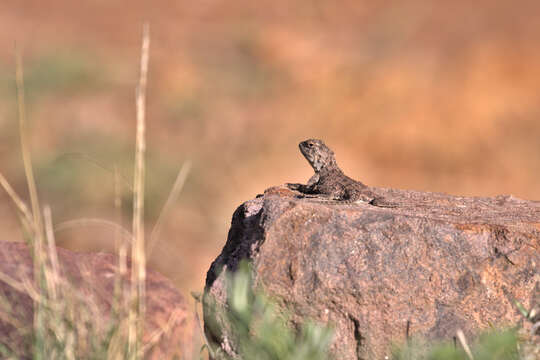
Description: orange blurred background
1,0,539,297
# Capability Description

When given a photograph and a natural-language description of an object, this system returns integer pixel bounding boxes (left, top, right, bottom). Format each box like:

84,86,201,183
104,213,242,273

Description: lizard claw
287,183,302,191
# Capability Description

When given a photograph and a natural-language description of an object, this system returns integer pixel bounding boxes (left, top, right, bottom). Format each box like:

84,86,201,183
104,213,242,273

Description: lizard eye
308,143,313,147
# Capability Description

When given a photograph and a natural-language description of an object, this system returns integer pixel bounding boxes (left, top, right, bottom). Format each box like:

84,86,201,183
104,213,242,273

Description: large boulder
204,185,539,359
0,242,189,359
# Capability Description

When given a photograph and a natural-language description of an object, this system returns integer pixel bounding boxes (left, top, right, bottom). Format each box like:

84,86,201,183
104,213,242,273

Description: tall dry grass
0,24,190,359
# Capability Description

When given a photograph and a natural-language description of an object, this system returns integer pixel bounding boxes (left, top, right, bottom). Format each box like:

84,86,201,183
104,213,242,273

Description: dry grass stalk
456,329,474,360
14,46,43,239
14,44,49,351
0,172,33,227
113,167,129,313
129,22,150,358
148,160,192,256
43,206,60,301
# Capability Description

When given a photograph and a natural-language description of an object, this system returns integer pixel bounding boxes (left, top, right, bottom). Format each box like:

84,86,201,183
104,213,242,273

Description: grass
0,24,189,359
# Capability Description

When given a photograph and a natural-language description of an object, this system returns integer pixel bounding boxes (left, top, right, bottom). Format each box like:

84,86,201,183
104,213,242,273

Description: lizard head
298,139,336,172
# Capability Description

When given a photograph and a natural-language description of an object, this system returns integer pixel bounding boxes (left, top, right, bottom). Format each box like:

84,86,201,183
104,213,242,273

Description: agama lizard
287,139,393,206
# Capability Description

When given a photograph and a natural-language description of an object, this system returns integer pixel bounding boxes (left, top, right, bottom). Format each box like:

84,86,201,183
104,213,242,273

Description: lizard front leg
287,173,319,194
286,183,316,194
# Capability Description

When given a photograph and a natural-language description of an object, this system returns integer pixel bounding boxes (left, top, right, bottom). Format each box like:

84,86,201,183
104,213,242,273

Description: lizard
287,138,393,206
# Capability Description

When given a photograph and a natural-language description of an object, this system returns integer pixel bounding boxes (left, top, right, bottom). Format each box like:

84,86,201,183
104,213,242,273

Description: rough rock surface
204,185,540,359
0,242,189,359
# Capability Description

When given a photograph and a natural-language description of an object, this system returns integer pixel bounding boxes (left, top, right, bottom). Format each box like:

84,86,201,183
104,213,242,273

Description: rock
204,185,540,359
0,242,189,359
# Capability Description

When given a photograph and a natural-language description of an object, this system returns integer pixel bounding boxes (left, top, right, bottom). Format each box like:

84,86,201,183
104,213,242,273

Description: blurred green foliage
0,50,103,100
206,261,334,360
392,329,523,360
32,132,184,223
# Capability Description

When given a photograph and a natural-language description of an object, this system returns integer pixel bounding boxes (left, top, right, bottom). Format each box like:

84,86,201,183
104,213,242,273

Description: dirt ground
1,0,539,299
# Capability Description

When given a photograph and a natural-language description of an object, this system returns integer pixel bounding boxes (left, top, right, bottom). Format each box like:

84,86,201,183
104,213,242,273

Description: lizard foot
369,197,398,208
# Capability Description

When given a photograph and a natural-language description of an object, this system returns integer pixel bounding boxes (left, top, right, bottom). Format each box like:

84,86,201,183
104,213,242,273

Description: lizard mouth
299,143,310,158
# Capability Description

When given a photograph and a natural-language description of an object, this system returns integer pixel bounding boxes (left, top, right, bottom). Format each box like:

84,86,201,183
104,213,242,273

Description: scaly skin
287,139,377,203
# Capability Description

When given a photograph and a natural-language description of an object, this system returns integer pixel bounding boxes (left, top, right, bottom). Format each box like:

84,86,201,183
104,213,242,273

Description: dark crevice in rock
287,262,295,283
494,246,516,265
348,314,364,360
206,200,265,288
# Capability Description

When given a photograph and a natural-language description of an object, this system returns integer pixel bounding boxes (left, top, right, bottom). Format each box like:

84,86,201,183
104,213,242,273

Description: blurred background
0,0,539,297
